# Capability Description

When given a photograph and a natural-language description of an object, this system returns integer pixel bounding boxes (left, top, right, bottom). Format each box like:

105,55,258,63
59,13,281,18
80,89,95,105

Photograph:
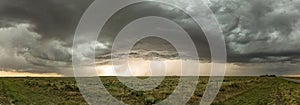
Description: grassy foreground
0,77,299,105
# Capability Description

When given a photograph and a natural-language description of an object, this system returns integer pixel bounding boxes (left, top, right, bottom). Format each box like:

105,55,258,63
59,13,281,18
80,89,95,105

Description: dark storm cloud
99,1,211,61
103,0,300,63
0,0,93,42
0,24,73,73
0,0,93,73
0,0,300,75
211,0,300,63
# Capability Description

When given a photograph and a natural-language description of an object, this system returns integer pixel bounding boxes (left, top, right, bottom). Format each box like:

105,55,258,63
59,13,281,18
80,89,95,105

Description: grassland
0,77,299,105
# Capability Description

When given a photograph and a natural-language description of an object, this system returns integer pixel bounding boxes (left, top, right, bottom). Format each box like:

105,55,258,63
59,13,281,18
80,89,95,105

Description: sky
0,0,300,76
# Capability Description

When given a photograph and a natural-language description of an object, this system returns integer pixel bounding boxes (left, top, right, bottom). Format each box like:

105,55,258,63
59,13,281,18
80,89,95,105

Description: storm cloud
0,0,299,76
0,0,92,73
211,0,300,62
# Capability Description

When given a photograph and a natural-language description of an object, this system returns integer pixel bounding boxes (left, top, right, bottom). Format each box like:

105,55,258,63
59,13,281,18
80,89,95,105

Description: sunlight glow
0,70,62,77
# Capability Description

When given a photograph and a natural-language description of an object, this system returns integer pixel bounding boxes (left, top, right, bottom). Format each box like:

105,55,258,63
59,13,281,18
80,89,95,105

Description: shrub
195,92,203,97
229,83,239,88
145,96,157,104
23,80,38,87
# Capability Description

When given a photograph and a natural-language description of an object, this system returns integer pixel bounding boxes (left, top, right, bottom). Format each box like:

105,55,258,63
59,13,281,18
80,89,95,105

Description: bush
229,83,239,88
131,91,143,97
11,98,18,104
259,74,276,77
195,92,203,97
145,96,157,104
24,80,38,87
220,87,226,91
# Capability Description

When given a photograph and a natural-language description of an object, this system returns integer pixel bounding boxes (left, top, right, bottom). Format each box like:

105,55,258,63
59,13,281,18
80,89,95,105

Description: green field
0,77,299,105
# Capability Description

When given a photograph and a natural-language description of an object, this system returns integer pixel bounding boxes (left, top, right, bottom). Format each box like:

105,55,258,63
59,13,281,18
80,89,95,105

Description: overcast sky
0,0,300,76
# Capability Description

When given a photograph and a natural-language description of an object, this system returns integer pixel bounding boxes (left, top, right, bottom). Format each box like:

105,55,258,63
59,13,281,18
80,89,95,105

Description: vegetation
0,78,86,105
215,78,300,105
0,77,299,105
259,74,277,77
